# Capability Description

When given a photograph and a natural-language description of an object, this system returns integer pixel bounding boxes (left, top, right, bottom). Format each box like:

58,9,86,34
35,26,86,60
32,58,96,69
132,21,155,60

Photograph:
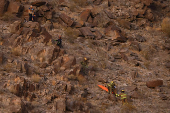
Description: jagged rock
80,9,91,22
54,98,66,113
59,13,74,27
0,0,9,16
135,35,146,42
117,19,131,30
7,1,24,16
93,29,103,39
9,21,21,33
165,62,170,68
79,27,95,39
31,1,46,7
130,41,141,51
146,80,163,88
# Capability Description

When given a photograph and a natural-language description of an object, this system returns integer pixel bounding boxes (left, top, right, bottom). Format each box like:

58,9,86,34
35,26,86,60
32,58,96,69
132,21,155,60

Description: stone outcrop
146,80,163,88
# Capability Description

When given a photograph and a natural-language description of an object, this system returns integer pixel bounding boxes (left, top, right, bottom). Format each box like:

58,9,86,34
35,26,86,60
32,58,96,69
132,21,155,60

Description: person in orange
28,5,34,21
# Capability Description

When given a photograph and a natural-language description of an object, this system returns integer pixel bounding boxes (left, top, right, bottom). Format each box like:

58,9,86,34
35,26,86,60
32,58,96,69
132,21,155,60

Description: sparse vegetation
31,74,41,83
161,17,170,37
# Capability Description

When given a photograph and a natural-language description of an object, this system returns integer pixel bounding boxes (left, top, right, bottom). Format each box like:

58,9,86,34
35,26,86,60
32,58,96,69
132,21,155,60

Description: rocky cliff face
0,0,170,113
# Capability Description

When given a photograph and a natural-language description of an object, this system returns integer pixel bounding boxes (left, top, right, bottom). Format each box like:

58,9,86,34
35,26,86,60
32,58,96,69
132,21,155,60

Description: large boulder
59,13,74,27
146,79,163,88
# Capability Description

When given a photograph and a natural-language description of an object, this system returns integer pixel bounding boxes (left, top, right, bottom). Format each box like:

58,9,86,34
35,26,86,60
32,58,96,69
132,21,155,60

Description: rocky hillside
0,0,170,113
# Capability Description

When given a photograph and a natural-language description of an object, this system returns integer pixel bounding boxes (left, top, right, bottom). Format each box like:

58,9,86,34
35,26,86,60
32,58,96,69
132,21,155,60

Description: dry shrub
161,17,170,37
121,103,137,113
64,27,79,43
31,74,41,83
11,47,22,56
0,13,18,22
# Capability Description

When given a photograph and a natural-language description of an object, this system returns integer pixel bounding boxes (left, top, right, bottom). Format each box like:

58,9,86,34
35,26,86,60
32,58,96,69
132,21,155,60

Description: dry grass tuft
121,103,137,113
31,74,41,83
161,17,170,37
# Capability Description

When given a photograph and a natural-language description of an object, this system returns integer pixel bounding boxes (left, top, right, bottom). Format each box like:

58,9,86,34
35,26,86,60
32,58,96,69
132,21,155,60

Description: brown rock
61,55,76,69
0,52,4,65
94,29,103,39
7,2,24,17
54,98,66,113
79,27,95,39
93,0,102,5
145,9,154,21
29,83,35,92
165,62,170,68
104,10,114,19
80,9,91,22
130,41,141,51
135,35,146,42
142,0,153,6
0,0,9,17
9,21,21,33
41,27,52,44
23,21,41,31
130,91,143,99
120,53,128,61
59,13,74,27
146,79,163,88
117,19,131,30
31,1,46,7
